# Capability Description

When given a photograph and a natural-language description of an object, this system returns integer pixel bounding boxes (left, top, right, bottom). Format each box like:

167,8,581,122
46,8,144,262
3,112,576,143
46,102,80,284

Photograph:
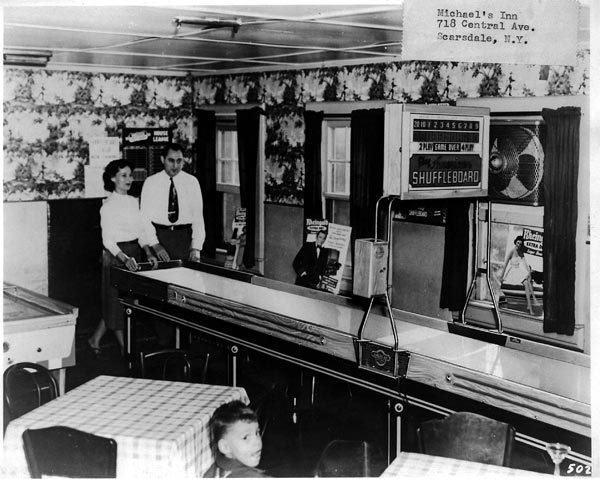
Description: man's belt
116,239,138,246
152,222,192,231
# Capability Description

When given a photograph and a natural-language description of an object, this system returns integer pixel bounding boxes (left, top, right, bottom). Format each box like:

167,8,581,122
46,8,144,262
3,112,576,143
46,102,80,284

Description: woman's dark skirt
101,240,142,331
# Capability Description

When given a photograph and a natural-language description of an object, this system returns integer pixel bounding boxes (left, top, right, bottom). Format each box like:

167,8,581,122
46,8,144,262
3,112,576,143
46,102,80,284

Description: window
326,122,351,195
322,119,352,290
477,120,546,319
216,123,241,249
323,120,351,225
466,118,584,351
217,126,239,186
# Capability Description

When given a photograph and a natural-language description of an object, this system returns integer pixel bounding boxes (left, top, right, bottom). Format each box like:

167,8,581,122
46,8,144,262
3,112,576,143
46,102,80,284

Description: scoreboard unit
122,127,172,197
383,104,490,200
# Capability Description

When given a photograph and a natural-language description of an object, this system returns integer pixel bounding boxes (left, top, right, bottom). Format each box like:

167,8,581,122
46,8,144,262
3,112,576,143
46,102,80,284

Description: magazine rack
354,195,410,379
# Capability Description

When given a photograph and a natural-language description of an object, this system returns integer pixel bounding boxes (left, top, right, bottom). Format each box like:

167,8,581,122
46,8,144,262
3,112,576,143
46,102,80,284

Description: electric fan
488,125,545,205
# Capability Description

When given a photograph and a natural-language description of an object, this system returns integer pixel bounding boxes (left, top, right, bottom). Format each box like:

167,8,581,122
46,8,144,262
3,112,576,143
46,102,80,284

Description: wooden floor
67,327,389,477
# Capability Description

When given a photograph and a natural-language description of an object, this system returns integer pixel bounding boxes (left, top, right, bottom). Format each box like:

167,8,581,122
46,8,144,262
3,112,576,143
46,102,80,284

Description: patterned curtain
440,200,471,311
303,110,324,223
236,107,263,268
350,109,384,258
541,107,581,335
194,109,218,258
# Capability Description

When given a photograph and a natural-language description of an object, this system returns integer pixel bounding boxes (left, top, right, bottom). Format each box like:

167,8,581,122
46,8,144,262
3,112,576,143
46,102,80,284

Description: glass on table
545,442,571,476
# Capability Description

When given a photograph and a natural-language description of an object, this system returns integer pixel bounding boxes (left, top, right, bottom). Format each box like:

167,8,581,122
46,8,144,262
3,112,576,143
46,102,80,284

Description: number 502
566,463,592,475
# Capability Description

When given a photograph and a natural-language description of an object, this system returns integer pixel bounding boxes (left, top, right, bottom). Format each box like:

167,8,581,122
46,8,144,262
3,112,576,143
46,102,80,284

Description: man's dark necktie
168,177,179,223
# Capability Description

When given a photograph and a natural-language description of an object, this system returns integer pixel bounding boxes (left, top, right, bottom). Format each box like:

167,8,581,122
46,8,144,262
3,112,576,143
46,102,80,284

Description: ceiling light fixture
173,16,242,38
4,49,52,68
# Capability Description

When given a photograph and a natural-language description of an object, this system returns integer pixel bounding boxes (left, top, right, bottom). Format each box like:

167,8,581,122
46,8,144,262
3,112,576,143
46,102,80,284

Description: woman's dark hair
162,142,184,157
103,159,133,192
514,235,524,245
209,400,257,451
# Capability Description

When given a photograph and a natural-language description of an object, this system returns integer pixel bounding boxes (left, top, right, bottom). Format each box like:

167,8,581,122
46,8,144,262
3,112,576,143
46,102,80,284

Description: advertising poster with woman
493,225,544,317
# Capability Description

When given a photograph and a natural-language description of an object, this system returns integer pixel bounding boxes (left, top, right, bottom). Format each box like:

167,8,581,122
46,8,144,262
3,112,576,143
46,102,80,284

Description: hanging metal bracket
459,199,503,333
374,195,403,299
354,194,410,379
355,291,410,378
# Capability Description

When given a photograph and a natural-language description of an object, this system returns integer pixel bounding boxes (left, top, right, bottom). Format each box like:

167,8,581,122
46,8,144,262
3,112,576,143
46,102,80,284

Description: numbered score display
383,104,490,200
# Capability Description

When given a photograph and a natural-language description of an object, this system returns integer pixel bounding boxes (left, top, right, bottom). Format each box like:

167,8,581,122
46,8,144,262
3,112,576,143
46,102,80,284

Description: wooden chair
22,426,117,478
314,440,379,477
416,411,516,466
250,387,282,439
3,362,59,421
139,349,210,382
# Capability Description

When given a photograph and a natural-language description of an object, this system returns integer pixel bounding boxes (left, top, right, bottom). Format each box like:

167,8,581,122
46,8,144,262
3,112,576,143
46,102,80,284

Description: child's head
209,400,262,468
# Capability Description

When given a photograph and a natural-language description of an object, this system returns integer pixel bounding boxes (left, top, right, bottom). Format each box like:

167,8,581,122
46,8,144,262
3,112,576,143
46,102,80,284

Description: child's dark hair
209,400,258,451
103,159,133,192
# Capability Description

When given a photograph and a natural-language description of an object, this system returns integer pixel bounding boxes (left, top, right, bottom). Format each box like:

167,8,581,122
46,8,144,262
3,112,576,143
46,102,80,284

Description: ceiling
3,3,406,76
3,2,590,77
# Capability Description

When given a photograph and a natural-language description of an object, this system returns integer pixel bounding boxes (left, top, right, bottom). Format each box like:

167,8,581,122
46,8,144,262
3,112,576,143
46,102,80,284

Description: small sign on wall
88,137,120,168
402,0,579,66
84,166,107,198
122,128,171,146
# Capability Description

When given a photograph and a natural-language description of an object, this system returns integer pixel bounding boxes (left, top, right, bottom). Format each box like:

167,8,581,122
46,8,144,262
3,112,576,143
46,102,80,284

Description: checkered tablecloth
380,452,551,477
2,375,249,478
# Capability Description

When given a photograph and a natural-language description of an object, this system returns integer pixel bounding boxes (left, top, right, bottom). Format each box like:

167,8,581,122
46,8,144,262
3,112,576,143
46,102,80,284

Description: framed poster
484,221,544,317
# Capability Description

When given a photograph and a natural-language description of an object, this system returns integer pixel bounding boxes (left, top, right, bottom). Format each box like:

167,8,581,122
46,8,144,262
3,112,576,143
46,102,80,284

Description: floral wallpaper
4,51,589,203
4,70,193,201
194,55,589,205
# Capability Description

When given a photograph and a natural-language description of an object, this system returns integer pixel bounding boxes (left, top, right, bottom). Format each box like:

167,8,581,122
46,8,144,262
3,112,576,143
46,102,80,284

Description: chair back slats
22,426,117,478
3,362,59,421
139,349,210,383
416,411,516,467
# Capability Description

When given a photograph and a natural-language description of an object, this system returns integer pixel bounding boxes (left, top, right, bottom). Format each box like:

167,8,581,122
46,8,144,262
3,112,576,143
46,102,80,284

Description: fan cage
488,120,546,206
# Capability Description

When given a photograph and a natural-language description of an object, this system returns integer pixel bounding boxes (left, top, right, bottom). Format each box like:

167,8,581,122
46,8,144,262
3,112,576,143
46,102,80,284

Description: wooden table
380,452,551,477
2,375,249,478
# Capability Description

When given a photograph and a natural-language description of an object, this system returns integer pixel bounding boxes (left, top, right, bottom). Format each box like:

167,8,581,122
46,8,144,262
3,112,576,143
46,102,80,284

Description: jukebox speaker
353,239,389,298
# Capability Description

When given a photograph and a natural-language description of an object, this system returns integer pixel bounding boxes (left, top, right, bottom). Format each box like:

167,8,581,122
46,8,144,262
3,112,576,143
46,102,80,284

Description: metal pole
386,196,402,301
459,200,503,333
374,196,388,239
384,291,399,350
460,200,478,324
486,200,503,333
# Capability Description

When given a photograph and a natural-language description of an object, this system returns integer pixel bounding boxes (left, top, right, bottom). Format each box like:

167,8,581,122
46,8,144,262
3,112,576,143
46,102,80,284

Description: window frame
321,118,351,215
320,116,353,291
464,116,585,352
323,119,351,197
215,120,241,254
216,121,240,190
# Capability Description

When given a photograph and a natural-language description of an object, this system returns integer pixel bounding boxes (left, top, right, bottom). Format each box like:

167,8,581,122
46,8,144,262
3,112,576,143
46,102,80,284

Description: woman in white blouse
88,159,157,357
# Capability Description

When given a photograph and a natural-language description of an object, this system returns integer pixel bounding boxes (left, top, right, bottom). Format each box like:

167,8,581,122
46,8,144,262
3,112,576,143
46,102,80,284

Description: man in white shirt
141,142,205,262
140,142,205,347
